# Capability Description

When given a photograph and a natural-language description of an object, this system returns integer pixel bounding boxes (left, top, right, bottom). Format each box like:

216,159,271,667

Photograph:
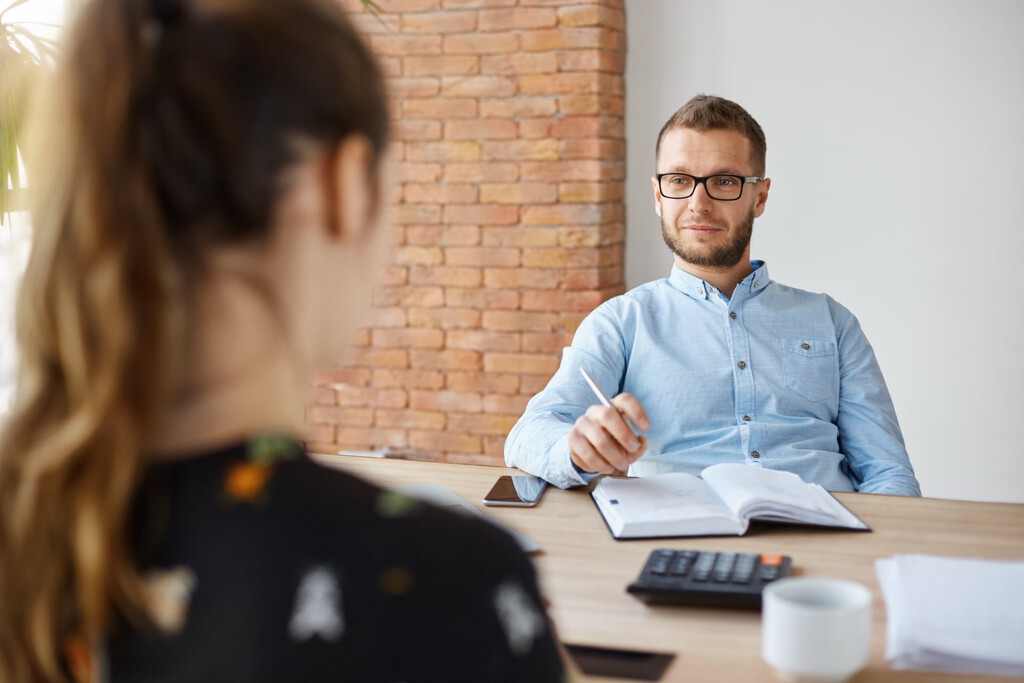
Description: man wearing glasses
505,94,920,496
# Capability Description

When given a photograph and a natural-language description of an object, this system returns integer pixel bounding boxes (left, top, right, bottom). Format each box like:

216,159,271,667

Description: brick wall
307,0,627,465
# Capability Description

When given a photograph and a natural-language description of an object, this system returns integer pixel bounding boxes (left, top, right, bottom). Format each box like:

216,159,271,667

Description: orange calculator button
760,553,784,566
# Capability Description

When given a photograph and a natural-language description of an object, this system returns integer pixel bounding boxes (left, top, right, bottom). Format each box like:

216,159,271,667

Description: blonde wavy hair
0,0,388,679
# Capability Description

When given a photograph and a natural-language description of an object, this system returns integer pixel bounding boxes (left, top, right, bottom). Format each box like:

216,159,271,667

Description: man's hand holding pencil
571,368,650,476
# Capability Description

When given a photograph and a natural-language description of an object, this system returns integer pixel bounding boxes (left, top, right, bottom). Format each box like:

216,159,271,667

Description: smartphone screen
482,475,548,507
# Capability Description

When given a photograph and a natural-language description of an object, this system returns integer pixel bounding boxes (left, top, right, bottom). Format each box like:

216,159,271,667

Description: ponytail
0,0,388,678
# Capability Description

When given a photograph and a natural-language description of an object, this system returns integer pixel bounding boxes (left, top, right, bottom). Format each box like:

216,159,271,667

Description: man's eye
711,176,738,187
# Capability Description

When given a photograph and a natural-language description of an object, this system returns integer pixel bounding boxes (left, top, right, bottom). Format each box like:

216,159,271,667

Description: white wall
625,0,1024,502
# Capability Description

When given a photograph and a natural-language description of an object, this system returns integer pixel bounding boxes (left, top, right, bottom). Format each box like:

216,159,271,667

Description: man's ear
753,177,771,218
328,134,376,242
651,176,663,218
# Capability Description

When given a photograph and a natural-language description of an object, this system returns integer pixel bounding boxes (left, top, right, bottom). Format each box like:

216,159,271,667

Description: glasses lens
660,174,695,198
705,175,743,200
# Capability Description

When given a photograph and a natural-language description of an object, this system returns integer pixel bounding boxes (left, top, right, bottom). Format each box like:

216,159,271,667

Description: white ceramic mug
762,577,872,683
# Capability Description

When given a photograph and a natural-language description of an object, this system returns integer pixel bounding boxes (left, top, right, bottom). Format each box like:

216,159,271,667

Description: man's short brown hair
656,94,767,175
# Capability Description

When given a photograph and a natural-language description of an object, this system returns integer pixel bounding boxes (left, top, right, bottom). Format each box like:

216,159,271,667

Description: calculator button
760,553,784,566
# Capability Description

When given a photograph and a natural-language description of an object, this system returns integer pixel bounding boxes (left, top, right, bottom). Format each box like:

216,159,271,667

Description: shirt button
753,280,760,288
729,312,737,319
751,451,761,458
737,361,747,369
801,342,811,350
742,415,751,422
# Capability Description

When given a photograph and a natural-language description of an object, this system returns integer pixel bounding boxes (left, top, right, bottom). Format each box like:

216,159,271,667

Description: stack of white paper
875,554,1024,676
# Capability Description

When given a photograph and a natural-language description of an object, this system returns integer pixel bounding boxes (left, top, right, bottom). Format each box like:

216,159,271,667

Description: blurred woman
0,0,565,680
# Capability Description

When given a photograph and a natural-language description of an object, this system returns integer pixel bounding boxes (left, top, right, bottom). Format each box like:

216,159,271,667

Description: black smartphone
563,643,675,681
482,475,548,507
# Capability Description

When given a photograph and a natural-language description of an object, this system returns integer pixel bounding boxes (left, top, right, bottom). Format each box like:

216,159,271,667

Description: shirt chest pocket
777,338,837,403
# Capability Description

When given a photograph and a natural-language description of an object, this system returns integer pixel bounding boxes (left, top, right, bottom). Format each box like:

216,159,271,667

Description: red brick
521,159,624,182
443,204,520,226
447,371,520,394
336,427,409,449
376,409,446,430
446,329,520,352
408,265,482,287
370,34,442,56
401,55,477,77
558,182,624,203
406,224,480,246
518,118,553,139
480,183,557,204
313,367,372,387
374,264,405,287
482,394,531,415
402,11,477,34
377,0,441,11
391,246,444,266
521,27,623,51
557,49,625,73
351,13,401,35
309,386,337,406
441,75,517,98
520,246,599,268
482,310,559,332
519,72,600,96
445,119,518,141
445,162,519,183
559,224,625,247
335,386,408,409
557,5,625,29
484,267,559,289
445,246,521,267
411,389,482,412
393,204,442,225
445,288,520,310
479,8,557,31
448,412,519,435
521,289,606,312
521,204,615,226
307,406,375,427
559,94,625,116
395,161,443,183
443,0,515,7
482,226,560,248
559,137,625,160
520,374,554,395
482,436,507,459
409,430,481,455
409,349,482,371
373,368,447,390
403,98,479,119
389,77,442,98
484,352,560,375
393,119,442,142
406,141,481,162
521,331,574,352
404,183,478,204
365,307,408,328
482,139,558,161
480,97,558,118
349,328,370,348
372,328,445,349
481,52,558,76
303,424,336,445
443,32,519,55
407,307,481,329
348,348,410,369
559,266,623,290
373,286,444,308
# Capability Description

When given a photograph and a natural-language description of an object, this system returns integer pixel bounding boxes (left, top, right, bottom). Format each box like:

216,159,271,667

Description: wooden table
314,454,1024,682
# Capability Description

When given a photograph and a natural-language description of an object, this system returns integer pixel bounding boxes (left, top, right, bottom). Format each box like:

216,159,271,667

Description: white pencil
579,367,638,437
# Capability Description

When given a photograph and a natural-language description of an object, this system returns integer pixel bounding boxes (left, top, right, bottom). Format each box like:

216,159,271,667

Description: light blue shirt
505,262,921,496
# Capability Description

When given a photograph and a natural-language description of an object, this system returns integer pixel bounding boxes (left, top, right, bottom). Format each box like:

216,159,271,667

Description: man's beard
661,207,755,269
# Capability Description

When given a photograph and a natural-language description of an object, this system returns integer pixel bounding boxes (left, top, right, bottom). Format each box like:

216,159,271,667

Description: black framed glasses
656,173,762,201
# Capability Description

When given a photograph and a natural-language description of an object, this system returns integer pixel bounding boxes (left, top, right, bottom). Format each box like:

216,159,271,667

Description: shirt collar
668,261,771,302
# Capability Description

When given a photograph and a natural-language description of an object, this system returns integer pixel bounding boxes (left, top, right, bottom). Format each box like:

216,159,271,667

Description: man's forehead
657,127,752,170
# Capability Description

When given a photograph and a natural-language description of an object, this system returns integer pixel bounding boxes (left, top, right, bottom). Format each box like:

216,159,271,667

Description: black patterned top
103,436,566,682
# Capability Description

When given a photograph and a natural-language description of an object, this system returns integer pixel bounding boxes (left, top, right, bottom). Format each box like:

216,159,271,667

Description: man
505,94,920,496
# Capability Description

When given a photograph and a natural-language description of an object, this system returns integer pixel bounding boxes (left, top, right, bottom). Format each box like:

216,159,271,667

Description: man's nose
688,181,714,213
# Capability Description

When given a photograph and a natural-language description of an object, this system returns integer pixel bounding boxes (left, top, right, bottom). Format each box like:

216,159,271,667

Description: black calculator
627,549,792,609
